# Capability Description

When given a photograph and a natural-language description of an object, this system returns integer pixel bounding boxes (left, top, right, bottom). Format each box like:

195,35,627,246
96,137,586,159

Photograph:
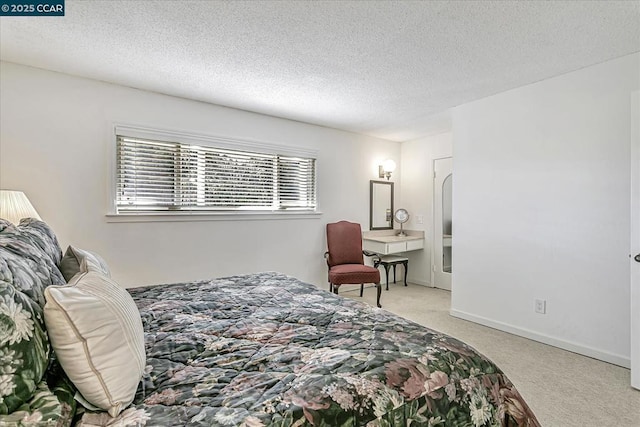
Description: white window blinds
115,135,317,213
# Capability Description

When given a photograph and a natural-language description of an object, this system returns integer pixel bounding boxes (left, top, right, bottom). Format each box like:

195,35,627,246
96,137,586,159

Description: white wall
400,132,452,286
451,53,640,367
0,62,400,288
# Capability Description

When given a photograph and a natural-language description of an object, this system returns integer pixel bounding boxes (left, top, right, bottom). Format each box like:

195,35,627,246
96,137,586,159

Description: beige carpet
338,283,640,427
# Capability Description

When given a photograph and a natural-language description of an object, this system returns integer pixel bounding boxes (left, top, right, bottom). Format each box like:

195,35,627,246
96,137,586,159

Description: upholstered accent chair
324,221,382,308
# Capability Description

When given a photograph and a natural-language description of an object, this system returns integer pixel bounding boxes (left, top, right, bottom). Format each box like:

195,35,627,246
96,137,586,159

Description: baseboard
408,278,431,287
450,309,631,369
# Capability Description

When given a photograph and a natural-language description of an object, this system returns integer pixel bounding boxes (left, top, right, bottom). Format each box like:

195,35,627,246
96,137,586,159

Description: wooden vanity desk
362,230,424,289
362,230,424,255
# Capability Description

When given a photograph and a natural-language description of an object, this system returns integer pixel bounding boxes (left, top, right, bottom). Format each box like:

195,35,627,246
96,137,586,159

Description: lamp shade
0,190,41,225
382,159,396,173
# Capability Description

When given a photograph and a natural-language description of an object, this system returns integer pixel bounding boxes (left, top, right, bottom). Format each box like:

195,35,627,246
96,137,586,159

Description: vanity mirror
394,208,409,236
369,180,394,230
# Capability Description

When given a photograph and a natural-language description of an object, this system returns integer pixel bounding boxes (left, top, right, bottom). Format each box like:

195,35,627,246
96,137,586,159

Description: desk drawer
387,242,407,254
363,240,387,254
406,239,424,251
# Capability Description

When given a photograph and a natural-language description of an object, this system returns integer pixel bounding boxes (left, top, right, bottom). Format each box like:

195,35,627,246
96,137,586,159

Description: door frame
431,156,453,290
631,90,639,389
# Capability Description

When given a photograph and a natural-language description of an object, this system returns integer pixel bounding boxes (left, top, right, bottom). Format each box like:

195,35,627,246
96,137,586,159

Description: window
114,127,317,215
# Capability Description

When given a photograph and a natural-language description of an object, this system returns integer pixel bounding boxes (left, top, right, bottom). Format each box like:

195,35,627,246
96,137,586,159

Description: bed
0,219,540,426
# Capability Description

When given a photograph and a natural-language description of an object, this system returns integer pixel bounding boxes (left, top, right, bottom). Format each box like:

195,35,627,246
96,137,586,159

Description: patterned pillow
59,245,110,282
0,376,76,427
0,219,65,415
15,219,64,277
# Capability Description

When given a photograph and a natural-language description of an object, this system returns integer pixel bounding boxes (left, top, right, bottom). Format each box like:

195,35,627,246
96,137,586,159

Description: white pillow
44,269,145,417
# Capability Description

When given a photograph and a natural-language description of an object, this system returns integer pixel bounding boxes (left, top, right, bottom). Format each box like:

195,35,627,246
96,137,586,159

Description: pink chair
324,221,382,308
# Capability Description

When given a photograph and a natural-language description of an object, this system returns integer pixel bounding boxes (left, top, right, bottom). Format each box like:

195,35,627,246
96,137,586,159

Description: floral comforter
79,272,539,427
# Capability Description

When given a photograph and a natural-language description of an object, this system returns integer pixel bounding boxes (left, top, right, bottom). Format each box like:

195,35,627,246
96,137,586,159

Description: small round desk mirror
394,208,409,236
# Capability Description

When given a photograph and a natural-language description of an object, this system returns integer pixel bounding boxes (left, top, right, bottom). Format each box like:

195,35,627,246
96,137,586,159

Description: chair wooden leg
360,283,364,297
376,283,382,308
333,284,339,295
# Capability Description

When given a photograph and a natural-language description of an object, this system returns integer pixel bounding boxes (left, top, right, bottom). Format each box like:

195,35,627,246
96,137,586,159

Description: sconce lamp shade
0,190,41,225
382,159,396,173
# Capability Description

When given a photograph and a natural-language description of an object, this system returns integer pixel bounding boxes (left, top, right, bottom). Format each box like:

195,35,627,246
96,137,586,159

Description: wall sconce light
0,190,41,225
378,159,396,180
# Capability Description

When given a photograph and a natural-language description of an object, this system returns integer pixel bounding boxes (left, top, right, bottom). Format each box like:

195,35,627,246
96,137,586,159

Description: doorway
433,157,452,290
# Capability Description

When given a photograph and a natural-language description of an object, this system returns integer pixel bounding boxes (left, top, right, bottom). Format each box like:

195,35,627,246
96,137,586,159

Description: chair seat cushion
329,264,380,285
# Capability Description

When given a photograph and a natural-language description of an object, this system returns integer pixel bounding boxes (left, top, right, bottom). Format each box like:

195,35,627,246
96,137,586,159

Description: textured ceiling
1,1,639,141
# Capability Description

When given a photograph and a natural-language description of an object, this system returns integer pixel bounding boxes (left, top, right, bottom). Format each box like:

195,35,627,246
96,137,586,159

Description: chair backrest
326,221,364,267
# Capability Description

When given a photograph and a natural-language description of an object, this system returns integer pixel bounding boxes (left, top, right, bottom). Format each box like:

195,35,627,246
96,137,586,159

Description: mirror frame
369,180,394,230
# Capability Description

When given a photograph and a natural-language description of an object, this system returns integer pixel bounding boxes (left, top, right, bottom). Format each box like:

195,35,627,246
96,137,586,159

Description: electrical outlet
417,215,424,224
535,299,546,314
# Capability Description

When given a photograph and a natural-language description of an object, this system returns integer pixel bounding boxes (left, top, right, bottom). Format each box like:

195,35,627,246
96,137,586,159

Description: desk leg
384,265,390,291
403,261,408,286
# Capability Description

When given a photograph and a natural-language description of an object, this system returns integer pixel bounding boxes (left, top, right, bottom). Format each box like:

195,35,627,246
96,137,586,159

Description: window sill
105,211,324,223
